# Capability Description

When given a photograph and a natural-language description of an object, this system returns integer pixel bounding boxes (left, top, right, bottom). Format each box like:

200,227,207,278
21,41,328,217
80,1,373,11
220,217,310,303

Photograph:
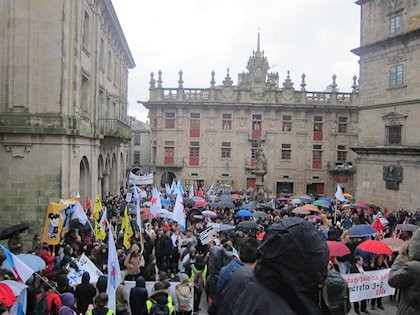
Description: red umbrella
193,200,208,208
357,240,393,255
327,241,351,257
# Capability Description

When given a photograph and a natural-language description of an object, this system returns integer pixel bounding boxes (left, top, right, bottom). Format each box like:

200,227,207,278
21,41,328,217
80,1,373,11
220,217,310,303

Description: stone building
129,116,151,175
352,0,420,211
0,0,135,231
144,36,359,197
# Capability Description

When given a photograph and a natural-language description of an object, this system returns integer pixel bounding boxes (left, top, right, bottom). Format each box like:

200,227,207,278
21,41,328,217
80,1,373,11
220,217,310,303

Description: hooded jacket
389,228,420,315
75,272,96,314
59,293,76,315
97,275,108,293
130,276,148,315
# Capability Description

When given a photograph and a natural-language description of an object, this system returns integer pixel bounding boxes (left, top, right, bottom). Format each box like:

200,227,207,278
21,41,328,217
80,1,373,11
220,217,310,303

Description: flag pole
34,272,61,295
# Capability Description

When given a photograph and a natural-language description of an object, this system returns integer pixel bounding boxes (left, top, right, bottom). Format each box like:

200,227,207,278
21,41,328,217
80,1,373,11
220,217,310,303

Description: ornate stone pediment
382,112,407,125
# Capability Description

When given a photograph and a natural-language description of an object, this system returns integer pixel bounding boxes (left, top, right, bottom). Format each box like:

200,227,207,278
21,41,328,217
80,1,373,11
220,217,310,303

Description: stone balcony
98,118,131,141
326,161,357,173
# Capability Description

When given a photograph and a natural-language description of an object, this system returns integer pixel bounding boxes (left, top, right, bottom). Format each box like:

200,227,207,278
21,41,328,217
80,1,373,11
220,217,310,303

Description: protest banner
198,225,218,244
42,202,67,245
129,172,154,185
125,192,132,203
67,254,103,285
341,268,395,302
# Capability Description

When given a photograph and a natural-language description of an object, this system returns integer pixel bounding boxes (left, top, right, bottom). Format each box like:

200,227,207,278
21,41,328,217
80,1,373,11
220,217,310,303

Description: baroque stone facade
352,0,420,212
129,116,151,175
0,0,135,233
144,36,359,197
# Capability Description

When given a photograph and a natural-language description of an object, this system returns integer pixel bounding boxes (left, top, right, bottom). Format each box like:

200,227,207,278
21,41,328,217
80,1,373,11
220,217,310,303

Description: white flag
165,183,171,196
206,182,215,196
189,184,194,198
335,184,346,202
106,228,122,312
173,186,186,229
72,201,88,225
177,179,184,195
171,180,177,194
150,187,162,217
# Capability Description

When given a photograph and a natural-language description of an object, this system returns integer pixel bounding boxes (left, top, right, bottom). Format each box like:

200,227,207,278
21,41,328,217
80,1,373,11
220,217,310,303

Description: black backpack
149,301,169,315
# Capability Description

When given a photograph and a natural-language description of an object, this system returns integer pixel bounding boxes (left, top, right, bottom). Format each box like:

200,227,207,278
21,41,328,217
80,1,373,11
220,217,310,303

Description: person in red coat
39,243,55,276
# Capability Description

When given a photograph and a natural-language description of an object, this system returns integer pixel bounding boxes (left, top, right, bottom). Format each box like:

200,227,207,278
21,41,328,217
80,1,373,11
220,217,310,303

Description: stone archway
79,156,90,208
161,171,176,187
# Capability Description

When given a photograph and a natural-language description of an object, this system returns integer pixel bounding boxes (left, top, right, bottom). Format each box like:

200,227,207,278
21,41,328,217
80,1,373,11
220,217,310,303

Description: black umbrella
183,198,194,208
395,224,418,232
209,201,235,209
236,221,258,230
0,223,29,241
69,219,90,231
187,209,202,223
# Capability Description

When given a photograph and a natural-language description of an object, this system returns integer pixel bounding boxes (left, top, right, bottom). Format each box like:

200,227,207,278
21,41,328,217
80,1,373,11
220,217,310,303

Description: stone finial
223,68,233,87
352,75,359,93
210,70,215,87
149,72,156,89
283,70,294,89
157,70,163,88
257,31,261,53
331,74,338,92
178,70,184,89
300,73,306,91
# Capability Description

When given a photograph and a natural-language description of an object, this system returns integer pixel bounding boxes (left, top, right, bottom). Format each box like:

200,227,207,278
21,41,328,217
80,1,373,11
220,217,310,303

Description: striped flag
0,244,34,283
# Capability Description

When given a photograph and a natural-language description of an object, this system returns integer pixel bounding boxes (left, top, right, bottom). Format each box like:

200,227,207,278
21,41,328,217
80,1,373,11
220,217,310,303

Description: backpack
176,285,191,312
149,301,169,315
194,269,205,291
34,294,48,315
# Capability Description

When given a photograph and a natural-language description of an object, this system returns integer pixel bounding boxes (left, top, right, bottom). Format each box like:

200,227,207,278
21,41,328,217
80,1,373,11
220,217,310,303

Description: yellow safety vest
146,298,174,314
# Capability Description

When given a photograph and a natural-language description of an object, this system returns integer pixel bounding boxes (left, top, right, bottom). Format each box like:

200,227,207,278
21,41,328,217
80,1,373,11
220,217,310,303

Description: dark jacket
389,228,420,315
97,275,108,293
129,277,148,315
75,272,96,314
323,270,348,315
217,259,243,293
159,236,173,257
215,266,296,315
207,246,235,298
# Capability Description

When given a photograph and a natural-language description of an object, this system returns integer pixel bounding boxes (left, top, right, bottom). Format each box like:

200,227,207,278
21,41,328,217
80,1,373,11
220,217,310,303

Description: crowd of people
0,184,419,315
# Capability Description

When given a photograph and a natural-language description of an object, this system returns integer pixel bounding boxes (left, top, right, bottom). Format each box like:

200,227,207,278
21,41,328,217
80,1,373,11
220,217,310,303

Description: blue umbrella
349,224,377,237
319,197,333,202
220,194,232,202
2,254,46,272
242,203,257,210
312,199,331,207
292,198,303,205
236,210,253,217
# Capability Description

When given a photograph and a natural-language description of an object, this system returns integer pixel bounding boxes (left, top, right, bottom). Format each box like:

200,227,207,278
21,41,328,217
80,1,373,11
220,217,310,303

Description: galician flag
206,182,215,196
150,187,162,217
93,193,102,220
0,244,34,283
189,184,194,198
165,183,171,196
107,228,122,312
132,184,142,230
335,184,346,202
177,179,184,195
170,180,177,194
173,186,186,230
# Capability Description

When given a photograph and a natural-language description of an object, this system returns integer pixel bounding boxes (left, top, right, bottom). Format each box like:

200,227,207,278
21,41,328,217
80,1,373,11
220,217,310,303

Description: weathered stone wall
355,153,420,212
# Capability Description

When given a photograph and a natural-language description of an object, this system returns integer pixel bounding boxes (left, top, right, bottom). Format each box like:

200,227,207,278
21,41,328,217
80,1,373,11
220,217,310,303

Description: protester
124,244,145,281
115,281,128,315
214,217,329,315
322,261,350,315
189,256,207,313
58,292,77,315
370,255,387,310
142,282,174,315
75,272,96,315
87,293,114,315
350,256,369,314
388,228,420,315
174,273,193,315
129,276,148,315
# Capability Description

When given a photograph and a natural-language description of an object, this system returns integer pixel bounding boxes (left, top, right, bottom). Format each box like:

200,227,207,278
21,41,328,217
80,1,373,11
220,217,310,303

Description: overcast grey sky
112,0,360,123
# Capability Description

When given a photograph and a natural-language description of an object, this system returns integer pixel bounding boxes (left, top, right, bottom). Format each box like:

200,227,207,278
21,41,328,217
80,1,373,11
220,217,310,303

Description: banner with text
342,269,395,302
198,225,218,244
129,172,154,185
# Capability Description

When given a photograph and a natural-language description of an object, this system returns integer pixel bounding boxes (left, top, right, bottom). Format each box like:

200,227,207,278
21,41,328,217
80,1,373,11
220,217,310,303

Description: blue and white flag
72,202,88,225
189,184,194,198
0,245,34,283
106,228,122,312
170,180,177,194
206,182,215,196
177,179,184,195
173,187,186,230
